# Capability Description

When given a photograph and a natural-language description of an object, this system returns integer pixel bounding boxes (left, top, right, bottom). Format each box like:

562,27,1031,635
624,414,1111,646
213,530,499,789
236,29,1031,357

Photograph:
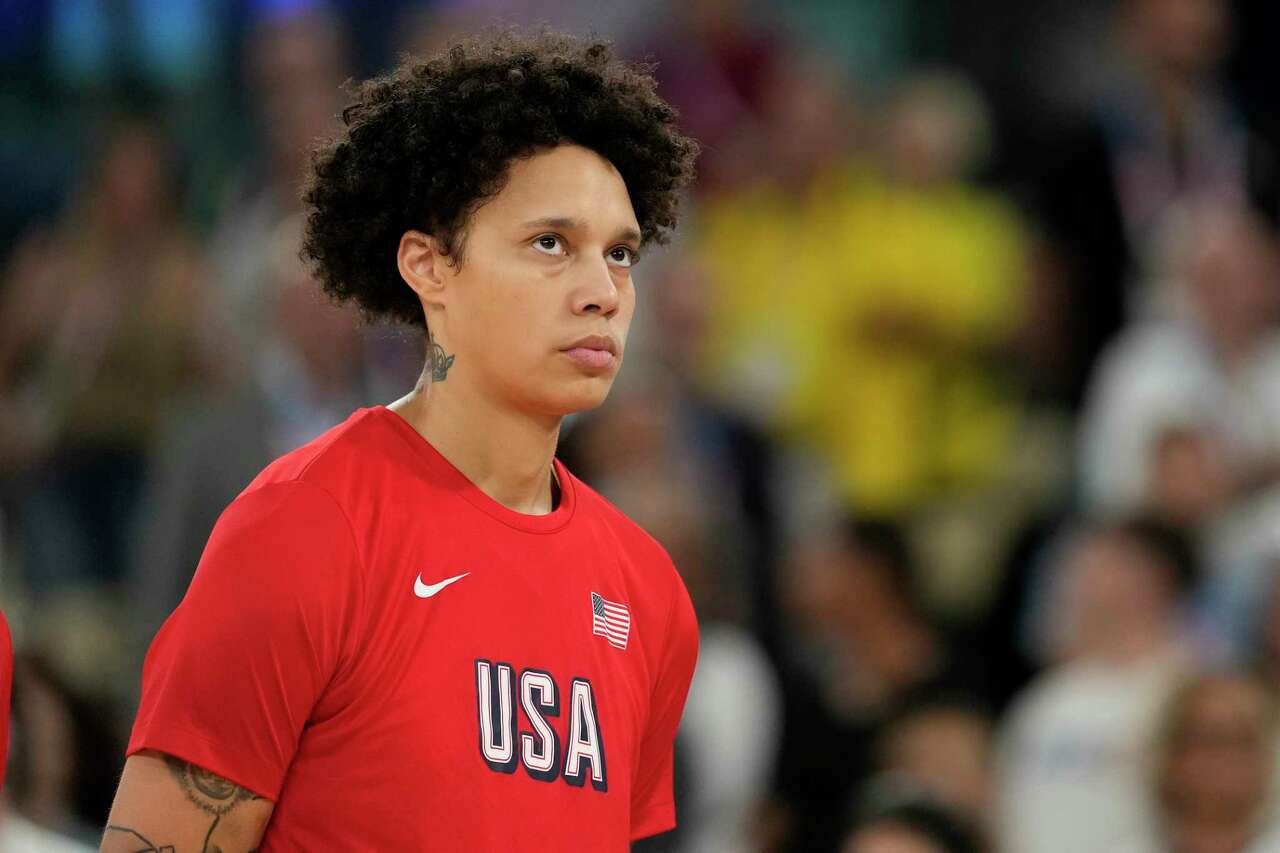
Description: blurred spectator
842,793,985,853
997,518,1190,853
46,0,224,94
1254,565,1280,686
1078,203,1280,655
698,64,1031,528
0,808,94,853
1079,203,1280,518
128,213,377,652
0,115,217,593
775,518,988,852
1023,0,1278,407
793,70,1028,518
1114,670,1280,852
693,50,864,427
875,701,995,835
1106,0,1250,276
4,653,120,847
631,0,783,192
209,4,348,353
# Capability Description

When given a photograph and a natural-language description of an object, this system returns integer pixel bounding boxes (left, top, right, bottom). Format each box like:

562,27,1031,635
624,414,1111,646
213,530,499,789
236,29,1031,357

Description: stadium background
1,0,1279,850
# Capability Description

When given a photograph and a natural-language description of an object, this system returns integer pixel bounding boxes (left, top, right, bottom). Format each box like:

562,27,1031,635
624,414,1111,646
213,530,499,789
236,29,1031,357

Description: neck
389,362,562,515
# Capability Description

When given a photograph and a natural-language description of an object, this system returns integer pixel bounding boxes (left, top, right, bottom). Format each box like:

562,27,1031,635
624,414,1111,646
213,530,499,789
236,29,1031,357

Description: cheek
615,282,638,343
455,263,544,350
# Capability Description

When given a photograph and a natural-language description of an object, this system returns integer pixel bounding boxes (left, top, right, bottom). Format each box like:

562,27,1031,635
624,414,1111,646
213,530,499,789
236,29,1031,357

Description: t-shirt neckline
372,405,577,534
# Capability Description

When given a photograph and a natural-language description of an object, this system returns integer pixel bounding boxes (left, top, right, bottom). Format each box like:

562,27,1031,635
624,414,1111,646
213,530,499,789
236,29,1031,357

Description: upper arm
102,750,273,853
127,481,362,804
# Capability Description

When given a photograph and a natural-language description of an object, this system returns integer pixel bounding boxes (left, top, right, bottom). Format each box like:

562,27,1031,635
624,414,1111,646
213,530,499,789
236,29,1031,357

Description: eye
607,245,638,268
532,234,566,256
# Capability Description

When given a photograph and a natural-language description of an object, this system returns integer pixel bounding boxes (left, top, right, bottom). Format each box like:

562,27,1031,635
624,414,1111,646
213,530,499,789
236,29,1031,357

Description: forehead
475,144,639,232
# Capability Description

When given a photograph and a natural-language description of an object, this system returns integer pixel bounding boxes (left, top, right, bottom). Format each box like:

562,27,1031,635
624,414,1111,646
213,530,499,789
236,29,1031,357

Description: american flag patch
591,592,631,650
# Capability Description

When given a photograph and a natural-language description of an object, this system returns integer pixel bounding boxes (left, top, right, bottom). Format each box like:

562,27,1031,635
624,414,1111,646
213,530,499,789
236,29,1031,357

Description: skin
389,142,640,514
881,709,994,822
1161,677,1274,852
102,750,271,852
101,142,642,851
843,824,947,853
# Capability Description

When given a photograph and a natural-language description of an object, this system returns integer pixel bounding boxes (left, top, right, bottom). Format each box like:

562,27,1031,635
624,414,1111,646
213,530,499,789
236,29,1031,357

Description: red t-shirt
128,406,698,851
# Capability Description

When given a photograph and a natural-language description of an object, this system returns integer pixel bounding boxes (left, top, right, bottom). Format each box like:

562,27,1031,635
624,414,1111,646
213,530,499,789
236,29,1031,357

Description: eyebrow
521,216,641,245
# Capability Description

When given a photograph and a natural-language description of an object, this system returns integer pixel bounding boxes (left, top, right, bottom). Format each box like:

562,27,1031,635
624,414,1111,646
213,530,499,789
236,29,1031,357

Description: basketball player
102,30,699,851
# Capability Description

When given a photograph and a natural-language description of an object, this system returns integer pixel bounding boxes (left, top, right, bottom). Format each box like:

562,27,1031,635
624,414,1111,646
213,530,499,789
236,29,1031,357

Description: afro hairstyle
301,29,699,328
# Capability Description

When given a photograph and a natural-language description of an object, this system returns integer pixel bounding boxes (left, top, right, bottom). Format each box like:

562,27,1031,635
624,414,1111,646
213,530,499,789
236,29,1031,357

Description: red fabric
129,407,698,851
0,609,10,795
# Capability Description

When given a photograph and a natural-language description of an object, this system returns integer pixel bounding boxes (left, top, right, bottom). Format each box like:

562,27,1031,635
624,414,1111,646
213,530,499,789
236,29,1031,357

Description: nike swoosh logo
414,572,470,598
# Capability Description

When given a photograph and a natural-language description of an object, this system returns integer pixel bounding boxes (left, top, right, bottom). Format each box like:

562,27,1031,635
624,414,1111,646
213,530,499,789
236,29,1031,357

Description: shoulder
567,472,678,574
1095,324,1201,378
1084,324,1210,419
242,407,392,497
197,409,405,579
1001,667,1086,734
564,471,697,648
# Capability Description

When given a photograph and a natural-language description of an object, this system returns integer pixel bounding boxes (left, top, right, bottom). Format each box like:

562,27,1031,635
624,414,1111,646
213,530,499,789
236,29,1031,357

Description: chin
540,377,616,416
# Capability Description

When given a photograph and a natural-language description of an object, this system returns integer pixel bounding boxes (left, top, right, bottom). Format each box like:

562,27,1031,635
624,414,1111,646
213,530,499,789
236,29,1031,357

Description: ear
397,229,451,310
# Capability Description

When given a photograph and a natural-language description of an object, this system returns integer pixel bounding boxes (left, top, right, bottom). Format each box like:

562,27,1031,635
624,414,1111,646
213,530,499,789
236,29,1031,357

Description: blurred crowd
1,0,1279,851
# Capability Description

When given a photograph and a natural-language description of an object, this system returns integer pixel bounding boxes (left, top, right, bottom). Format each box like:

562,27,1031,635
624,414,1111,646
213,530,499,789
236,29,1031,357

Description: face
1133,0,1229,75
1060,532,1173,662
1188,209,1280,345
409,144,641,418
98,124,171,230
843,824,947,853
884,710,994,820
1164,678,1273,823
790,539,902,642
1148,426,1233,524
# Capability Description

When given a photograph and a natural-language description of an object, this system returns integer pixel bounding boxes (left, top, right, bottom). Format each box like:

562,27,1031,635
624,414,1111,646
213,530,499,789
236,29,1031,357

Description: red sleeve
630,574,699,841
0,609,11,796
127,480,362,800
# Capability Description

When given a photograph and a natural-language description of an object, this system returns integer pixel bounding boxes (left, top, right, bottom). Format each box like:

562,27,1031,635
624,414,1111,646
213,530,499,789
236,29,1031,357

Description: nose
571,258,620,317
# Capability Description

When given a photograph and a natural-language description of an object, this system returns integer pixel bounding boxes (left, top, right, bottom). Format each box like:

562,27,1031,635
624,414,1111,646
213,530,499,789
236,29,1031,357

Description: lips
561,334,620,370
563,334,618,356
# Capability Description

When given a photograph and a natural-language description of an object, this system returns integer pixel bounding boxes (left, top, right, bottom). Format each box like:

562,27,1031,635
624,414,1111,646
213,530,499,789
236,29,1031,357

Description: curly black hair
301,29,699,328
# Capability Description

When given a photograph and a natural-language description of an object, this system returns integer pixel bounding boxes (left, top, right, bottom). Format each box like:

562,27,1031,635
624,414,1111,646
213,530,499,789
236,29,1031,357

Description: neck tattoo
428,337,455,382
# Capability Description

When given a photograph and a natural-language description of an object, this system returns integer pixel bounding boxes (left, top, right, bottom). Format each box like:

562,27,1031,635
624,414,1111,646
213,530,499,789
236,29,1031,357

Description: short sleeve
630,576,699,841
127,481,362,800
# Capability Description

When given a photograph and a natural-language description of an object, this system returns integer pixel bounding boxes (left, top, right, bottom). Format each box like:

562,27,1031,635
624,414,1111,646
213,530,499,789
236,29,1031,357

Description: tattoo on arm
104,824,176,852
104,756,263,852
427,337,454,382
164,754,262,815
103,824,260,853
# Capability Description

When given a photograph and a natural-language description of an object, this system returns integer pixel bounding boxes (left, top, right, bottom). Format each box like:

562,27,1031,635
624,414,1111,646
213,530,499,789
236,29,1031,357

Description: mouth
560,334,620,371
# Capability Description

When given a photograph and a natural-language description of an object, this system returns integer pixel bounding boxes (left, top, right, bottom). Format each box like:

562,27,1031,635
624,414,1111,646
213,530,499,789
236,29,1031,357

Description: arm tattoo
427,337,455,382
103,825,259,853
164,755,261,814
128,755,265,852
104,824,176,852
